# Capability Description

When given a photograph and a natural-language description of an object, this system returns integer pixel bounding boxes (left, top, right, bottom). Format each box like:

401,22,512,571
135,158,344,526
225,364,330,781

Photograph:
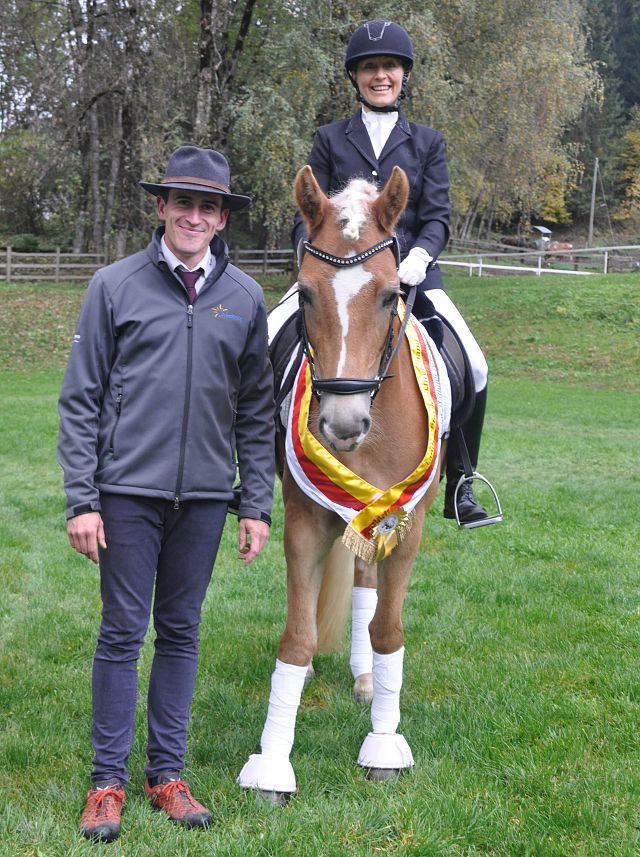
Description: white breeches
428,290,488,392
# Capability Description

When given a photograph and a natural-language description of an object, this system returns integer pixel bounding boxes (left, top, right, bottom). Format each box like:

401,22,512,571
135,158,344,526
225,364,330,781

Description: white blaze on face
332,264,372,375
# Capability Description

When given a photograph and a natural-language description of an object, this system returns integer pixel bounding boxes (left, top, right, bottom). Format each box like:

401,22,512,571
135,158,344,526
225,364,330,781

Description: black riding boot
443,385,488,523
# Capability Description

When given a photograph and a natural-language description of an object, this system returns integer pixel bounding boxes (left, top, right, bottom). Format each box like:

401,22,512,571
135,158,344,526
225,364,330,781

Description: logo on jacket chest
211,303,243,321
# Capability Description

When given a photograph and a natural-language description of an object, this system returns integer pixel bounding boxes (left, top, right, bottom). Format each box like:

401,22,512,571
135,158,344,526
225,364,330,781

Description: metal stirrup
453,425,503,529
452,473,503,529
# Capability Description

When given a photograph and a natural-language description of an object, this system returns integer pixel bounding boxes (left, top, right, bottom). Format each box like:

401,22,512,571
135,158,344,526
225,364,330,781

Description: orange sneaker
80,782,125,842
145,775,211,828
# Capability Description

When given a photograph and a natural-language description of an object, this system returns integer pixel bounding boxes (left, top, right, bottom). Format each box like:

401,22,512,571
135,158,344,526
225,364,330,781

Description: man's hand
67,512,106,564
398,246,433,286
238,518,270,565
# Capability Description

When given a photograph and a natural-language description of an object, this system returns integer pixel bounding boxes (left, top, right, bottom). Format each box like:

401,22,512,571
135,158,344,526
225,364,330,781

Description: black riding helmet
345,20,413,112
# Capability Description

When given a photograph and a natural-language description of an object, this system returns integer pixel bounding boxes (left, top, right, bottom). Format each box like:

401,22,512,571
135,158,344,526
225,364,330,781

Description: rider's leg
443,387,488,521
426,289,490,524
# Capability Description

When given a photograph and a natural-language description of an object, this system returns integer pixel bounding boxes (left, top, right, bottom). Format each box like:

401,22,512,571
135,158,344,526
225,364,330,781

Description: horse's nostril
361,417,371,435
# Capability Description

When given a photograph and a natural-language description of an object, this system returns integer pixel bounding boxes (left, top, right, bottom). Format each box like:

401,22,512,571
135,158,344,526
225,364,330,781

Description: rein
298,236,416,400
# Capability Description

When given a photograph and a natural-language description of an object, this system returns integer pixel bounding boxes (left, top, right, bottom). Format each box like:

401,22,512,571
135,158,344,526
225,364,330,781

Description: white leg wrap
260,659,307,757
357,732,414,770
350,586,377,679
237,659,307,793
371,647,404,734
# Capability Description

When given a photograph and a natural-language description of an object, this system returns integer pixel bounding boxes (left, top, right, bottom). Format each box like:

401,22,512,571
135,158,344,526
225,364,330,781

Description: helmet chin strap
348,69,411,113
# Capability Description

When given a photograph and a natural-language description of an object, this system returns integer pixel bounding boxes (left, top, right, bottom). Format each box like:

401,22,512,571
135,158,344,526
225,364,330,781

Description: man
58,146,274,842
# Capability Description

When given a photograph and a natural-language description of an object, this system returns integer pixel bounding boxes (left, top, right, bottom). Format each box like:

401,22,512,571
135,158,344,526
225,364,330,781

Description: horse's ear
294,165,328,236
373,166,409,233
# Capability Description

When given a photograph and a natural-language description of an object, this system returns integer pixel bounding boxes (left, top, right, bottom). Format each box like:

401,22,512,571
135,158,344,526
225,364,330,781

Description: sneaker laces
158,779,200,810
90,786,123,819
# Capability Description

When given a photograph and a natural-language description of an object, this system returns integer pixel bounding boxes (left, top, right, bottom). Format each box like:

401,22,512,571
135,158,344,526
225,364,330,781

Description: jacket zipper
109,386,123,453
174,303,194,508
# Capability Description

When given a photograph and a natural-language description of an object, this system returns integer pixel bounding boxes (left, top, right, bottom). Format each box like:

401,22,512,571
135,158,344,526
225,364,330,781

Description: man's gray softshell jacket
58,229,275,522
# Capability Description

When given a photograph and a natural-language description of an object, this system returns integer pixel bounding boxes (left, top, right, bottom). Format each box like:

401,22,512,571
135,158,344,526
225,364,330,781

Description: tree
421,0,597,236
564,0,627,228
0,0,608,250
614,106,640,227
194,0,259,148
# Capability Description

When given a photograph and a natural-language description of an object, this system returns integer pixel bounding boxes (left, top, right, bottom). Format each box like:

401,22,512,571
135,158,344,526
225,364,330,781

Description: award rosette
371,507,414,561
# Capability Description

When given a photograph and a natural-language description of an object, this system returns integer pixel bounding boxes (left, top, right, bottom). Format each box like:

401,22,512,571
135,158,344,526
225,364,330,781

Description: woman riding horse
267,19,493,702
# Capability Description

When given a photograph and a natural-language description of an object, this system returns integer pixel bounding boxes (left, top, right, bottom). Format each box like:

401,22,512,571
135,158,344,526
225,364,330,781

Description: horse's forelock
331,179,377,241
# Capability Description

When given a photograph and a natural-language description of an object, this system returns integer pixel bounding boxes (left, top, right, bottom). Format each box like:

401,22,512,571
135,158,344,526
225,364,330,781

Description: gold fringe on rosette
341,524,378,564
341,507,416,565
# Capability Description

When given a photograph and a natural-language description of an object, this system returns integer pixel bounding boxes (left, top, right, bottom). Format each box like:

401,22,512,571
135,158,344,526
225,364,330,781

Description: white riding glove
397,247,433,286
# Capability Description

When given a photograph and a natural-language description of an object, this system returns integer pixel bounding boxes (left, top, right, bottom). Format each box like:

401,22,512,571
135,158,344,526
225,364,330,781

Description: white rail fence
440,244,640,277
1,244,638,283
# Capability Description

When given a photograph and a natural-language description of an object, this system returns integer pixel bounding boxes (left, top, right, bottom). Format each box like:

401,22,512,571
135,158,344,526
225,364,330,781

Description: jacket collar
345,110,411,168
151,228,228,268
149,228,229,293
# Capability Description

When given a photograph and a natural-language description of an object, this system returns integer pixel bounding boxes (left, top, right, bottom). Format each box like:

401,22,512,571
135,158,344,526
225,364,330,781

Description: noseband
299,236,416,400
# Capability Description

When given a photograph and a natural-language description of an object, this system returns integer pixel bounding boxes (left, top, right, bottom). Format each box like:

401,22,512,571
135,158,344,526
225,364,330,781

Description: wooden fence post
6,246,11,283
262,247,268,276
55,247,61,283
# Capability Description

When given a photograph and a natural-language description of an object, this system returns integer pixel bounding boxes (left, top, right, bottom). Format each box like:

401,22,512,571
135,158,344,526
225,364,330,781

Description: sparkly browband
302,237,399,268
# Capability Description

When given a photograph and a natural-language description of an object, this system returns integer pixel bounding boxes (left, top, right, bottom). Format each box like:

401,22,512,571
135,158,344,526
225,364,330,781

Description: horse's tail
316,538,355,653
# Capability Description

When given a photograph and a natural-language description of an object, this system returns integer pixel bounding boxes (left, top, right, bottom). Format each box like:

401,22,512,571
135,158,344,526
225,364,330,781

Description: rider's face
352,55,405,109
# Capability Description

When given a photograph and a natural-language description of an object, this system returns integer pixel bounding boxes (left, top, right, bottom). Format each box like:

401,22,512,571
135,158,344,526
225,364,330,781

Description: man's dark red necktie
177,268,202,304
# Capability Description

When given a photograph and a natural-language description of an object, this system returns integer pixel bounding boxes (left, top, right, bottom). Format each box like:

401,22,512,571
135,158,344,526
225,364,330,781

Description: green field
1,273,639,856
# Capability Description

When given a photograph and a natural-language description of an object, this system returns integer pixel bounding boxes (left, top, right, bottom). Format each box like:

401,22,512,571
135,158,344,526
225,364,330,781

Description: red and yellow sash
285,307,445,564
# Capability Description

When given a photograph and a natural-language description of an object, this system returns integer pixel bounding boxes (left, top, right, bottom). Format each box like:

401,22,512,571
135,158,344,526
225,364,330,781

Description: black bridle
299,236,416,400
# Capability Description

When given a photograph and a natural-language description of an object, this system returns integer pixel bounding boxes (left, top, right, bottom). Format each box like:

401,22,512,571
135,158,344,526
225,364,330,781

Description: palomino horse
238,165,451,800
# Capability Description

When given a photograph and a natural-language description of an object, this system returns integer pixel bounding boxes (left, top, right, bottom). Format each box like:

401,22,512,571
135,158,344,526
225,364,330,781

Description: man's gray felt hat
140,146,251,210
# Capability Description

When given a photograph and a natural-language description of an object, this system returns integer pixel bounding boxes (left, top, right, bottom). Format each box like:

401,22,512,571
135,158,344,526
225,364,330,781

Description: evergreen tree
564,0,627,230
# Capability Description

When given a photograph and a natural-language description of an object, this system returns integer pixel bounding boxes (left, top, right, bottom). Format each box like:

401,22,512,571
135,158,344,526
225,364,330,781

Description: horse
238,164,451,802
548,240,573,253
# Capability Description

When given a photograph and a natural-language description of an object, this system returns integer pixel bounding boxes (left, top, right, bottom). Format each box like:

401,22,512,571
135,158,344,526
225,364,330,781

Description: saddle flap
269,310,303,411
438,318,475,429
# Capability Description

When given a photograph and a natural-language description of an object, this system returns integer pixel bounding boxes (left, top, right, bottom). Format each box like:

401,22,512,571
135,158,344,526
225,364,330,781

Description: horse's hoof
353,672,373,704
365,767,403,782
256,789,291,806
237,753,297,794
357,732,414,772
304,662,315,687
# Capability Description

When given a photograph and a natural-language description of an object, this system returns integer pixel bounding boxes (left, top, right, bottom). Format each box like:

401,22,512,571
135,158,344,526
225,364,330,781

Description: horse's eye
298,283,314,307
381,288,399,309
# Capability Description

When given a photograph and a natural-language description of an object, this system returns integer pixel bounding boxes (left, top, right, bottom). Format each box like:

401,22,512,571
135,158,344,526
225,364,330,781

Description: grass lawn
0,273,639,856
